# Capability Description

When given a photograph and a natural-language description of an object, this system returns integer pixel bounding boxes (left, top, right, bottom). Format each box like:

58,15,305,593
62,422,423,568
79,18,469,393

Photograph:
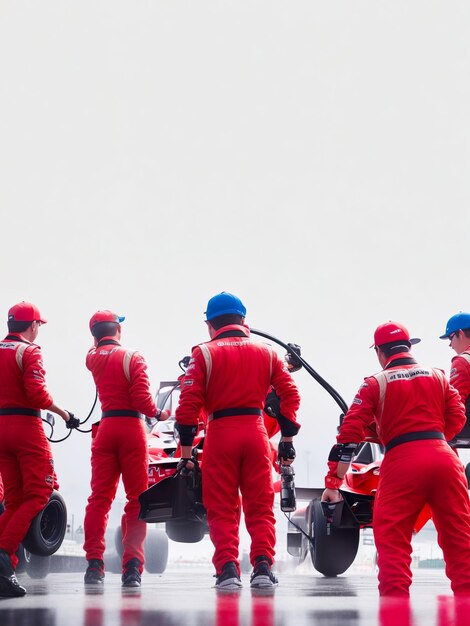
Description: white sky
1,1,470,532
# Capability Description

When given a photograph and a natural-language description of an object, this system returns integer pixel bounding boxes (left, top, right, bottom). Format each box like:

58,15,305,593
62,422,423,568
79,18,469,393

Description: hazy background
1,1,469,538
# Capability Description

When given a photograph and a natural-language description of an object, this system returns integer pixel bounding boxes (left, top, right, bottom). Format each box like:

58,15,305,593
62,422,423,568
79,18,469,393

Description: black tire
144,528,169,574
309,499,359,577
166,519,205,543
15,544,28,574
22,490,67,557
25,553,51,579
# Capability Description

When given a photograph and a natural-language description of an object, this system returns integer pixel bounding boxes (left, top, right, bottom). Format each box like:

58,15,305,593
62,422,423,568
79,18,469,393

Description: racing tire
309,499,359,577
165,519,205,543
16,545,51,578
144,528,169,573
15,545,28,574
25,553,51,579
22,490,67,557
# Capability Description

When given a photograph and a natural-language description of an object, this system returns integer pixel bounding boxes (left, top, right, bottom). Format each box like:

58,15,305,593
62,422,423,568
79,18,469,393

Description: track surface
0,566,464,626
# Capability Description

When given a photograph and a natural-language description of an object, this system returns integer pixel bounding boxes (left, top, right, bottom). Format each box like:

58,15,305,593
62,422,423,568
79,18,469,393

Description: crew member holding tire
175,292,300,589
83,310,169,588
322,321,470,596
0,302,78,598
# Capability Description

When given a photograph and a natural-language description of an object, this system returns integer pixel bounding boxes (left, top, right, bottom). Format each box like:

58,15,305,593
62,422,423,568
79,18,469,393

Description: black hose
44,389,99,441
250,328,349,415
42,418,73,444
76,389,99,434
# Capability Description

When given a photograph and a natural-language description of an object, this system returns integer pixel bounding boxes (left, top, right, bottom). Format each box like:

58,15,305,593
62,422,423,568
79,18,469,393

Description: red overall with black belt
83,337,157,572
175,324,300,574
0,334,55,568
327,352,470,596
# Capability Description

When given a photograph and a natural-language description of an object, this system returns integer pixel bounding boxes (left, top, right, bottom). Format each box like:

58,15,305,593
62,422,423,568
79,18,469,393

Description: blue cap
205,292,247,321
439,312,470,339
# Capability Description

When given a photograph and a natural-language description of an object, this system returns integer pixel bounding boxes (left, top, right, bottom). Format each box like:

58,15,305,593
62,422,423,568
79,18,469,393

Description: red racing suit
325,352,470,596
175,324,300,574
0,334,56,569
450,351,470,433
83,336,158,573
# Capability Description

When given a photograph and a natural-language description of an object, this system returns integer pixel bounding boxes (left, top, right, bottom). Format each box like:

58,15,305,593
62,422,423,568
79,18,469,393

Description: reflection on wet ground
0,568,465,626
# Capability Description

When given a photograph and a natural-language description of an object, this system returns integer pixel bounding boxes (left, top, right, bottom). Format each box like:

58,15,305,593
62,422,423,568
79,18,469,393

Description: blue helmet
439,312,470,339
205,292,247,321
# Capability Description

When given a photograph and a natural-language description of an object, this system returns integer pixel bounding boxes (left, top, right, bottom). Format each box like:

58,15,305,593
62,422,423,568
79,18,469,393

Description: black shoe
250,556,278,588
122,558,141,588
215,562,242,590
84,559,105,585
0,550,14,577
0,574,27,597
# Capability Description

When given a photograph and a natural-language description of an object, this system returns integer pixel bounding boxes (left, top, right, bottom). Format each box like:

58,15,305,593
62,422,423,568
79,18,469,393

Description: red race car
286,439,435,577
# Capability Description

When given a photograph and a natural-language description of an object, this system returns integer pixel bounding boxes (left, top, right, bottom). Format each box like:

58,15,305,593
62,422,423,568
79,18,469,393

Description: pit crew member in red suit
175,292,300,589
0,302,77,598
322,321,470,597
440,312,470,410
83,310,168,588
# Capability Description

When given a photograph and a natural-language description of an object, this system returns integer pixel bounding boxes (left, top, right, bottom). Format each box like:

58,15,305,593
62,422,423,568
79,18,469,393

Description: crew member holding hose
175,292,300,589
83,310,169,588
321,321,470,596
0,302,78,598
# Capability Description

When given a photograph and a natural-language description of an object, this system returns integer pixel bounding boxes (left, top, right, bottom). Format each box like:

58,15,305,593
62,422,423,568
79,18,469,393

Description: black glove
264,389,281,419
179,356,191,371
65,412,81,430
285,343,302,372
278,440,296,462
177,458,195,476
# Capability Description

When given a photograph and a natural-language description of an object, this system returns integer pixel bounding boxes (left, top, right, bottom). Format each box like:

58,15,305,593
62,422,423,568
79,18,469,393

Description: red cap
370,321,420,348
8,302,47,324
89,310,125,332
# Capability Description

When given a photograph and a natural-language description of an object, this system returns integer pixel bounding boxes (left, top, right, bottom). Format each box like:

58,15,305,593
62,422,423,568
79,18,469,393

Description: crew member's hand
286,343,302,372
321,488,343,503
278,440,296,466
65,411,81,430
177,457,195,475
158,409,170,422
264,389,281,419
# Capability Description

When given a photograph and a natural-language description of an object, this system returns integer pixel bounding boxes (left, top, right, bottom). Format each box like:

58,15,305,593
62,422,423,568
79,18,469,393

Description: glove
278,440,296,462
285,343,302,372
65,412,81,430
264,389,281,419
180,356,191,369
177,458,195,476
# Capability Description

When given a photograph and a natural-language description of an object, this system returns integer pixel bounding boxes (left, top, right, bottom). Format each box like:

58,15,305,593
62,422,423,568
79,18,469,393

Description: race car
286,440,434,577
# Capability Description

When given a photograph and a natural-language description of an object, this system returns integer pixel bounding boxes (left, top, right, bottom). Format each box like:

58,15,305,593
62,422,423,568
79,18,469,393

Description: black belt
102,410,142,419
211,407,262,420
385,431,445,453
0,408,41,417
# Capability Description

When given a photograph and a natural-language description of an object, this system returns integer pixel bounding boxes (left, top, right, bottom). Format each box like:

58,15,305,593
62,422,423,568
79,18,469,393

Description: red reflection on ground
379,598,414,626
216,592,240,626
438,595,470,626
252,594,274,626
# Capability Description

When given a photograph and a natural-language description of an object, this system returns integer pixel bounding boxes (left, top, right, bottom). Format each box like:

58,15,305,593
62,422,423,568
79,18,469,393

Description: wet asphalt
0,565,464,626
